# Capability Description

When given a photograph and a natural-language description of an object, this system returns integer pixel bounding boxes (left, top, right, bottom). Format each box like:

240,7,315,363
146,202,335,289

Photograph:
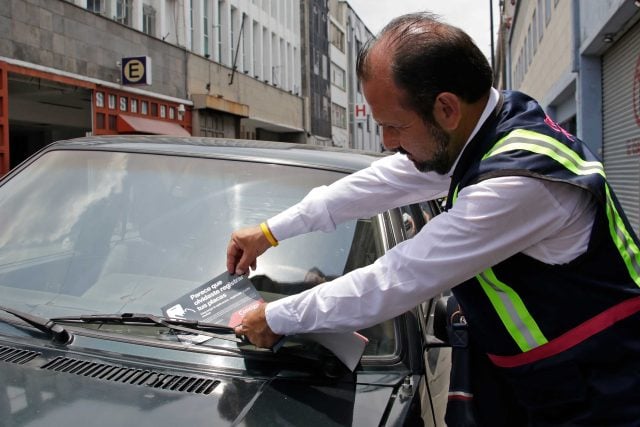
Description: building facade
0,0,194,173
497,0,640,233
343,2,380,152
185,0,304,142
300,0,332,145
327,0,348,148
0,0,384,174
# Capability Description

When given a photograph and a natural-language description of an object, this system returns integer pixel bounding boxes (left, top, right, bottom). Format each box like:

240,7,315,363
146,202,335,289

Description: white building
328,0,349,148
70,0,305,141
63,0,382,149
344,3,380,152
77,0,302,95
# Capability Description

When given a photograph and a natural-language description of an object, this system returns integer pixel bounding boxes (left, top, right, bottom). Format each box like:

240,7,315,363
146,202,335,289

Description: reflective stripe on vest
477,268,547,352
484,129,640,289
453,129,640,353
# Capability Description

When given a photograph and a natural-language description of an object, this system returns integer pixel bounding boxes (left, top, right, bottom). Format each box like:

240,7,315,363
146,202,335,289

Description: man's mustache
394,147,410,155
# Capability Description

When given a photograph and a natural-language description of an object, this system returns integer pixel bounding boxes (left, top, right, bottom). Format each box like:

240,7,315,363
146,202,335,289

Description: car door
398,200,451,426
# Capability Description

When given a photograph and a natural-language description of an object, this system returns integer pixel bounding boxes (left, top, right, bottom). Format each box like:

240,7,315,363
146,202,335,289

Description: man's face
362,60,453,174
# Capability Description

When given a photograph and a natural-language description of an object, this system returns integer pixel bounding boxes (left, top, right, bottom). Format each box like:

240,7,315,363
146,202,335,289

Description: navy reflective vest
444,91,640,368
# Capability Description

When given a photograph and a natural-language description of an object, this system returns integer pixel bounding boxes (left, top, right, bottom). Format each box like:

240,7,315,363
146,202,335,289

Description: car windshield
0,149,394,356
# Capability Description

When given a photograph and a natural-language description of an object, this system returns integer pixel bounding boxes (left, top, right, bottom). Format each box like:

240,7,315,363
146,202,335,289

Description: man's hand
227,225,272,275
234,303,282,348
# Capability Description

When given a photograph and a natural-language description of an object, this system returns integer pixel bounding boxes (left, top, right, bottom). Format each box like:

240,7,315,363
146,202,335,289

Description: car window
0,149,395,356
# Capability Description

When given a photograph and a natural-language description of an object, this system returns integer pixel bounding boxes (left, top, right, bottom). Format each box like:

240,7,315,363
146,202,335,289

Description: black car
0,136,450,426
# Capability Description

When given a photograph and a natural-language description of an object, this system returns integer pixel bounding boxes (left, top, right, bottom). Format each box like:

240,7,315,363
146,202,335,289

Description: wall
509,0,573,103
188,54,304,132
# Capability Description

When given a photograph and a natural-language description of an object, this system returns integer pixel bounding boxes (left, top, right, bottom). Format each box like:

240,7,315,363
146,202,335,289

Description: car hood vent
0,345,40,364
41,356,220,394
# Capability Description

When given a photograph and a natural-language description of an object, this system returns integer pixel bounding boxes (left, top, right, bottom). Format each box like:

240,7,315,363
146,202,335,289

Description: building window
231,7,238,64
527,25,532,66
108,115,117,130
160,105,166,118
200,112,225,137
169,107,175,119
322,96,329,121
151,103,158,117
329,22,345,52
87,0,104,14
537,0,544,42
143,5,156,37
116,0,132,26
108,94,116,110
189,0,194,48
355,39,362,93
331,62,345,90
243,15,250,72
217,0,223,63
141,101,148,115
322,54,328,80
331,103,347,129
313,50,320,75
532,11,538,54
203,0,210,57
96,113,105,129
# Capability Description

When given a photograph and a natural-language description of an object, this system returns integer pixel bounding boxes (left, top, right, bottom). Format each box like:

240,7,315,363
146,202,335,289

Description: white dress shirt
264,88,597,335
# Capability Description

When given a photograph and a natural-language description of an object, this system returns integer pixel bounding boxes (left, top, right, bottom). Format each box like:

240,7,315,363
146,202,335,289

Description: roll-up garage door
602,20,640,235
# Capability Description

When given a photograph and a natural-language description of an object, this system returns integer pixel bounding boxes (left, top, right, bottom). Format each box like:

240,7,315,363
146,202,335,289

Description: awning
116,114,190,136
191,94,250,117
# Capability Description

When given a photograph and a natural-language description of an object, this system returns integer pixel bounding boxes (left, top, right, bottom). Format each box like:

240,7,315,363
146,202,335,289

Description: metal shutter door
602,21,640,235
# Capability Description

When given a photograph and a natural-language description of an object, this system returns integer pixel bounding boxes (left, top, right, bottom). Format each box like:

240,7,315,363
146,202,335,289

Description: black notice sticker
162,272,263,326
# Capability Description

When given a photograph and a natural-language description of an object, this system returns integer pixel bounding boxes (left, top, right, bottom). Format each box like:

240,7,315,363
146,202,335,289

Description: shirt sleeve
267,153,451,241
265,176,596,335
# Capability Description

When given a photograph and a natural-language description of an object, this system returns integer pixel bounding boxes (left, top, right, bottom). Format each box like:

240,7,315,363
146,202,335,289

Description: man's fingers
236,249,255,275
233,325,243,336
226,239,242,274
226,225,269,275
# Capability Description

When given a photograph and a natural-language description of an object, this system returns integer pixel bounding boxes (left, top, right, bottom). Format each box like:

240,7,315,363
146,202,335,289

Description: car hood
0,339,400,427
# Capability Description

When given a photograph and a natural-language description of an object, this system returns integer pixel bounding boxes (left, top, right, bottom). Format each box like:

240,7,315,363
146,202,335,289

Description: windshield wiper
51,313,243,343
0,305,73,344
51,314,349,373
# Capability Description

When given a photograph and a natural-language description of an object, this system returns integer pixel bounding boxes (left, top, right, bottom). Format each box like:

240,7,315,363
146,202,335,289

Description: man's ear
433,92,461,131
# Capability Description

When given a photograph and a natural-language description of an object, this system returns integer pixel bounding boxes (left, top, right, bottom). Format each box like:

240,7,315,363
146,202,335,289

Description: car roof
50,135,388,174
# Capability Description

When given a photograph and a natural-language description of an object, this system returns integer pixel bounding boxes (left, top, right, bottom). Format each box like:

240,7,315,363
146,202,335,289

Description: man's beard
397,122,452,174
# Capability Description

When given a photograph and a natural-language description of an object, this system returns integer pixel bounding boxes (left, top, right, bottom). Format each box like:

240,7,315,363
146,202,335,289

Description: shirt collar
447,87,500,177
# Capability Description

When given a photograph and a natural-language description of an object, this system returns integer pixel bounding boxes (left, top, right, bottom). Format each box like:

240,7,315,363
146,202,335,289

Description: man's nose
381,129,399,151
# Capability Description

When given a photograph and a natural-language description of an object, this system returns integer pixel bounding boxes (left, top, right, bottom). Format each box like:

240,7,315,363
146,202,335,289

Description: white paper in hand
275,331,368,371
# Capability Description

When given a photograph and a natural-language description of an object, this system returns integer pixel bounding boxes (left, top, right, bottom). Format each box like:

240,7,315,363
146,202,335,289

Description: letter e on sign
121,56,153,86
354,103,367,121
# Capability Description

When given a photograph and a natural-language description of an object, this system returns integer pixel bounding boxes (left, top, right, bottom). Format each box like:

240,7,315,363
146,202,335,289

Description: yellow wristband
260,222,278,247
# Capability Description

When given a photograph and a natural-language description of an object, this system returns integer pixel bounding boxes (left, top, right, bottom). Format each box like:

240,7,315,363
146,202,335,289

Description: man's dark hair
356,12,494,123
